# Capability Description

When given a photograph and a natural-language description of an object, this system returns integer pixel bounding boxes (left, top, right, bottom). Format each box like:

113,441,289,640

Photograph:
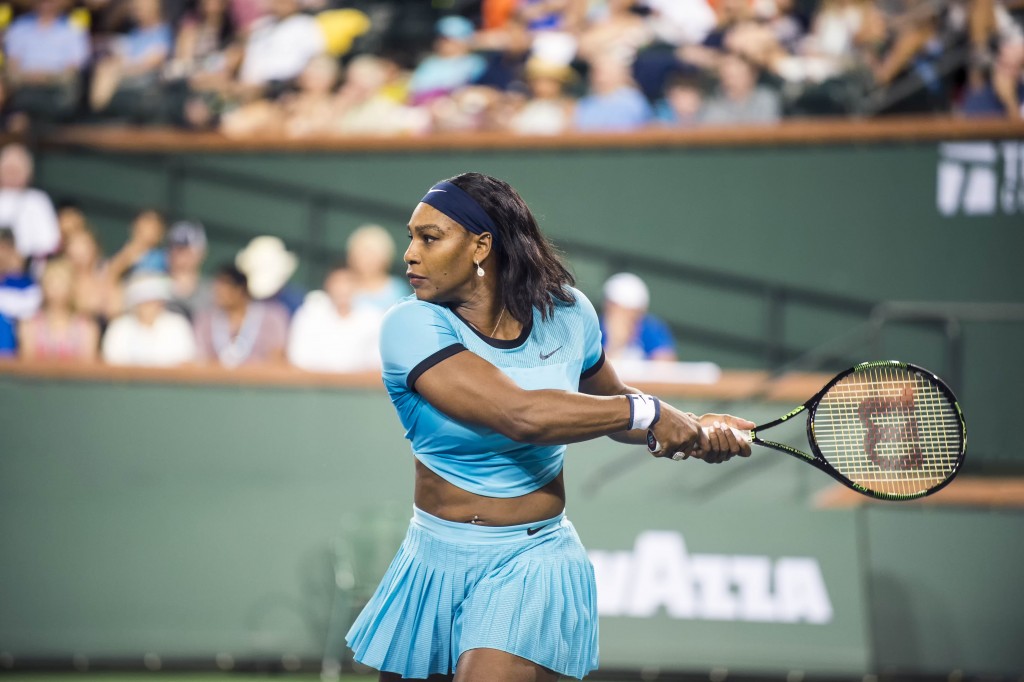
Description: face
720,56,755,97
132,0,161,24
213,276,247,309
132,212,165,248
58,207,87,239
668,86,702,118
42,266,74,308
169,245,204,272
347,234,393,278
210,276,244,307
200,0,226,18
135,299,164,325
299,58,337,96
529,75,563,100
66,231,99,268
0,146,32,189
404,203,485,303
268,0,297,20
324,269,356,311
0,240,17,272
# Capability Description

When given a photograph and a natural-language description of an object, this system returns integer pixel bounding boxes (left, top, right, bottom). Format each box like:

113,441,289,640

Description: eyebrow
408,223,446,233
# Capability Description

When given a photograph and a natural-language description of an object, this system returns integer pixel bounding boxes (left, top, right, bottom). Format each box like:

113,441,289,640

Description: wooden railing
37,115,1024,153
0,358,831,401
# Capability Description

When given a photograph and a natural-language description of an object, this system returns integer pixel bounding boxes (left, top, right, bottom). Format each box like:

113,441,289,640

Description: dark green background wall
0,376,1021,675
33,141,1024,467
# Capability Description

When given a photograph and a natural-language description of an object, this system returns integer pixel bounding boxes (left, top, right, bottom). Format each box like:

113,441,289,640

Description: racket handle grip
647,426,752,460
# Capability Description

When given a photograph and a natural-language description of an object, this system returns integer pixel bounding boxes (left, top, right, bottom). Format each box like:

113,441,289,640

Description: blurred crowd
0,141,682,372
0,143,406,370
1,0,1022,137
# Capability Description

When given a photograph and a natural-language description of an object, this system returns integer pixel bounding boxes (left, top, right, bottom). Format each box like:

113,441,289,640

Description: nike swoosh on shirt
539,346,562,360
427,189,446,193
526,523,551,536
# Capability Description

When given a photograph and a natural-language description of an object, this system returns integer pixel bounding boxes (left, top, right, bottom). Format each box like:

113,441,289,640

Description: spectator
234,235,304,315
89,0,174,119
221,54,339,138
657,71,705,126
962,39,1024,118
235,0,326,96
345,224,409,314
3,0,90,126
516,0,586,34
508,58,576,134
107,209,168,283
64,227,116,322
287,266,382,372
166,220,213,319
0,144,61,259
573,55,654,131
19,259,100,362
166,0,241,126
643,0,717,47
168,0,238,80
0,314,15,356
56,202,89,249
102,273,197,366
407,16,488,105
194,263,289,367
0,227,42,326
333,55,429,136
600,272,676,361
578,0,653,63
700,53,781,124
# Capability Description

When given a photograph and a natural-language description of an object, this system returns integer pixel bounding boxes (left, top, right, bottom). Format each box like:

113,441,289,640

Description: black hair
447,172,574,324
215,263,248,292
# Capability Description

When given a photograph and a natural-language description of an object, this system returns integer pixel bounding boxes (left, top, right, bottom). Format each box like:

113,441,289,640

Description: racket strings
811,366,963,497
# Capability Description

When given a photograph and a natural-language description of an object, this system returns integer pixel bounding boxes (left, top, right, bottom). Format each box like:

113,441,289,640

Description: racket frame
753,360,967,501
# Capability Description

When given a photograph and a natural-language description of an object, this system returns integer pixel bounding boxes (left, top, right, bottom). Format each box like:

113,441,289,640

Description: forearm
504,389,633,445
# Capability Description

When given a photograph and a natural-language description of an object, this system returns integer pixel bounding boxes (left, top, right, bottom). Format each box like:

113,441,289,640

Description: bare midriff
414,459,566,526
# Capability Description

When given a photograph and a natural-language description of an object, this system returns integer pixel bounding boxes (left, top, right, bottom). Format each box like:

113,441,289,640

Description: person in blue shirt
345,172,753,681
600,271,677,362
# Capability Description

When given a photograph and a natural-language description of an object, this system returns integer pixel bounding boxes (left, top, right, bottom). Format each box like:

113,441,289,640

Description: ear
472,233,493,263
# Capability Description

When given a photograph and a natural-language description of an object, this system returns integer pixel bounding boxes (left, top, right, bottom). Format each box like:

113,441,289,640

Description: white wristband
628,394,661,431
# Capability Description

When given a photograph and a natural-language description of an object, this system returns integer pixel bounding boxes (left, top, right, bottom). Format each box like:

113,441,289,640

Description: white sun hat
603,272,650,310
125,273,173,308
235,236,298,300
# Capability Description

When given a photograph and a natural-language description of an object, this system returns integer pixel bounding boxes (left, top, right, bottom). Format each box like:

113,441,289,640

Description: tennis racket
647,360,967,501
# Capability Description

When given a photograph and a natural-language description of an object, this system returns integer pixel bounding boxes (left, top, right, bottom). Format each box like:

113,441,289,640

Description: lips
406,272,426,287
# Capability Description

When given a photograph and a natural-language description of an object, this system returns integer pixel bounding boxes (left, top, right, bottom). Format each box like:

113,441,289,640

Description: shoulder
104,315,134,335
7,15,35,33
159,311,192,330
381,296,451,331
560,286,598,316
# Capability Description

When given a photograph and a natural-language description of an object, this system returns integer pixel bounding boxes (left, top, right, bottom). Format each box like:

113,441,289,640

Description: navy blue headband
420,181,499,247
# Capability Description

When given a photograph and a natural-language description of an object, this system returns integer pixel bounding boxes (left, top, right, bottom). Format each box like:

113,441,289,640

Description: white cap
603,272,650,310
125,274,173,308
235,236,298,300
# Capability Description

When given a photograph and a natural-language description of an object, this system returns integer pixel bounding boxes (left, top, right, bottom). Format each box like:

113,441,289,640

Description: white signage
589,531,833,624
937,141,1023,216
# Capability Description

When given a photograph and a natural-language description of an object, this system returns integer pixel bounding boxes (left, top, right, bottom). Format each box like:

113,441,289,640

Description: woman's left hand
690,413,756,463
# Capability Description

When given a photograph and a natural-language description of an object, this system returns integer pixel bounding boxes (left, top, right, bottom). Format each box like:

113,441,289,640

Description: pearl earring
475,262,485,277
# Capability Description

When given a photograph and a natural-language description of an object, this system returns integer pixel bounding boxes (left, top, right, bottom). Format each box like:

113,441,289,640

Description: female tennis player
346,173,754,681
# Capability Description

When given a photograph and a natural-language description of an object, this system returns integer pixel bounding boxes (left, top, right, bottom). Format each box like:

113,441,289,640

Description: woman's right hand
647,402,709,460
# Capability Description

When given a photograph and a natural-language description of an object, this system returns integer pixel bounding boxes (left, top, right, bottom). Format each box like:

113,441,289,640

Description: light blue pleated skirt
345,506,599,679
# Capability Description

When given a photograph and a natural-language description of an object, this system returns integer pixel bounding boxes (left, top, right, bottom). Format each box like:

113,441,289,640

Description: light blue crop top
379,287,605,498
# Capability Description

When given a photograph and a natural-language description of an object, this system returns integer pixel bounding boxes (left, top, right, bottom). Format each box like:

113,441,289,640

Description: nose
404,241,417,265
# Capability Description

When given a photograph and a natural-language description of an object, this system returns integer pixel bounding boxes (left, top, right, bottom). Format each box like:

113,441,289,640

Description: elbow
502,404,547,444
